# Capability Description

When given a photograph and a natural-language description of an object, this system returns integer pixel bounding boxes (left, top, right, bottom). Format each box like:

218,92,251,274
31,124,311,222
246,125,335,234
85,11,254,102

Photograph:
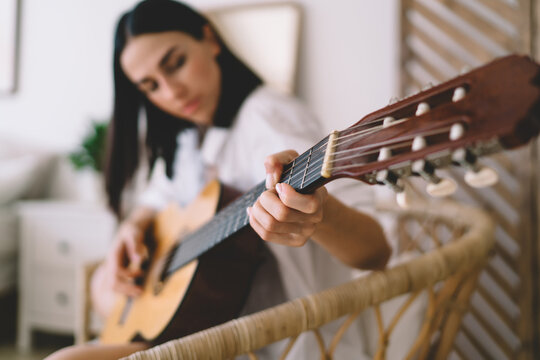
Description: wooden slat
492,241,519,270
436,0,518,52
411,0,495,62
468,306,516,357
476,282,519,326
473,0,522,25
407,45,448,82
484,263,519,299
460,319,506,360
404,63,427,92
408,22,469,71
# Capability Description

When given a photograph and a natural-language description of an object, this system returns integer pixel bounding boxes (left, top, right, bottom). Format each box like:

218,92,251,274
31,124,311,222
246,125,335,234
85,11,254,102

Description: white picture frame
0,0,19,94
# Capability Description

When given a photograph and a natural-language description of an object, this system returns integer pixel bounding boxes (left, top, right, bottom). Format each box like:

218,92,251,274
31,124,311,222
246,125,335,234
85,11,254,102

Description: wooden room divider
399,0,539,358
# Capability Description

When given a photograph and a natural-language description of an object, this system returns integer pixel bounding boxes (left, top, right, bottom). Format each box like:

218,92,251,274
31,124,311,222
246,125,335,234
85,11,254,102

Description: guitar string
180,123,451,255
328,126,452,161
165,121,377,269
290,126,451,188
277,123,381,180
278,116,415,181
167,120,452,271
292,113,451,165
275,117,396,179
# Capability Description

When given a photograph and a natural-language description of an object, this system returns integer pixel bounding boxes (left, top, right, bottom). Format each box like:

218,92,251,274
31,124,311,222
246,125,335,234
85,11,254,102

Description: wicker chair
118,200,494,360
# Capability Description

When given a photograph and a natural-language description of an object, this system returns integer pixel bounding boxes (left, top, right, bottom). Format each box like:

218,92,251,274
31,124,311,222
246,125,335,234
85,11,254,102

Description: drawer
26,217,112,267
31,266,75,318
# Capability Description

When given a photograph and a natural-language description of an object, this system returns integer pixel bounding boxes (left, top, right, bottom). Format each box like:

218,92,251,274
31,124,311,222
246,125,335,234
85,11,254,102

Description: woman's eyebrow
136,46,179,86
159,46,179,67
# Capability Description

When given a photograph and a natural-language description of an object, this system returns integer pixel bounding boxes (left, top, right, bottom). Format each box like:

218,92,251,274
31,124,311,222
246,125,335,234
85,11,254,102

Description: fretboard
164,135,331,277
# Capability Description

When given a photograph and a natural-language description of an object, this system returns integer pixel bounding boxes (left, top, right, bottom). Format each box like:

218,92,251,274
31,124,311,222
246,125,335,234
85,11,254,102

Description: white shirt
138,86,377,359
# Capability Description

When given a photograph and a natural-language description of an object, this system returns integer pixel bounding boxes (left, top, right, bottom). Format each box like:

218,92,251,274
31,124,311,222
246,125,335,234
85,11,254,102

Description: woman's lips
182,98,201,116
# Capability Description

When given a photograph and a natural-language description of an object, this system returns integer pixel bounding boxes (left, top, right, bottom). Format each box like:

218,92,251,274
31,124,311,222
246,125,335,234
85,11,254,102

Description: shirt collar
199,126,230,166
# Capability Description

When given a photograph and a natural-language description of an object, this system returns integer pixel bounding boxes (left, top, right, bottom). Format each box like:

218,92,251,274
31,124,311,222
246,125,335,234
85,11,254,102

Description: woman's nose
161,76,187,100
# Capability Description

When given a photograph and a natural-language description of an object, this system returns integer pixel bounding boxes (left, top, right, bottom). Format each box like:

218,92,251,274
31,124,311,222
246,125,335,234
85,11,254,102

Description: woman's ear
202,24,221,56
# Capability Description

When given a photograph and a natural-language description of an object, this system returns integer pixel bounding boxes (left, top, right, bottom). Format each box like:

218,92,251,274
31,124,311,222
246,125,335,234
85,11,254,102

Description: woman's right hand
103,221,150,297
92,207,156,317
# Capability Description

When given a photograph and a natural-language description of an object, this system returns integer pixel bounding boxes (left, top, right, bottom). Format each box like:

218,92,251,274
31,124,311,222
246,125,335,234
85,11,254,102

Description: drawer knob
57,240,70,255
56,292,69,307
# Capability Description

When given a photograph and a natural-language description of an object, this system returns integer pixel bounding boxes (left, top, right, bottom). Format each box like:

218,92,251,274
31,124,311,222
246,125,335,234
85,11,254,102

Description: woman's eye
140,81,158,94
175,55,186,68
165,55,185,73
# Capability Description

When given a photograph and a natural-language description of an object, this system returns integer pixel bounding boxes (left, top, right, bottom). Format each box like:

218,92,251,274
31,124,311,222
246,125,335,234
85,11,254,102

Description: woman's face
120,27,221,126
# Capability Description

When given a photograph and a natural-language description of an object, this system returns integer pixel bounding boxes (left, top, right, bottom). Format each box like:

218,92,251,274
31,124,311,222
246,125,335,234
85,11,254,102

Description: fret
287,158,296,185
165,140,331,278
234,212,243,232
300,148,313,189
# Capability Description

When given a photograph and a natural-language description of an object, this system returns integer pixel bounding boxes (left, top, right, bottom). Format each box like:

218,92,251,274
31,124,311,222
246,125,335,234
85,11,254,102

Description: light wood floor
0,344,56,360
0,292,74,360
0,333,73,360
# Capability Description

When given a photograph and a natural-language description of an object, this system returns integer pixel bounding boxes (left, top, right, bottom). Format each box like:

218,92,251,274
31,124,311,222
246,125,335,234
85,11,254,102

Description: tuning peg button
396,185,412,209
412,159,457,197
426,178,458,197
452,148,498,188
464,167,499,188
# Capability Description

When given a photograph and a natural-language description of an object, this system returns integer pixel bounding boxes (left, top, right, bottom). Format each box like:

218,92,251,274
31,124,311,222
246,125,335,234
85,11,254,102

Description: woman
47,0,391,359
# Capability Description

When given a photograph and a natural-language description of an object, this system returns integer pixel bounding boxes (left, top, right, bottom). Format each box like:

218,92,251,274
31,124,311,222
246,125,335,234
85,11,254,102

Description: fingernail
246,207,252,216
266,174,272,189
275,183,282,195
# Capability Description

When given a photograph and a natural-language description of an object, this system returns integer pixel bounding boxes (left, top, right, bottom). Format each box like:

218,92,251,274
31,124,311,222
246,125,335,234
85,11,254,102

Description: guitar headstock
325,54,540,204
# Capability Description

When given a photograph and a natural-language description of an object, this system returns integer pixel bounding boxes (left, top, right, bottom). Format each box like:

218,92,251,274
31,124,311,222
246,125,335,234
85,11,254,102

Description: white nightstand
16,201,116,351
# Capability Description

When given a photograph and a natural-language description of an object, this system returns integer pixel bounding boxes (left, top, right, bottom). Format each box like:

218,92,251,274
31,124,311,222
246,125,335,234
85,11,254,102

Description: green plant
69,121,108,172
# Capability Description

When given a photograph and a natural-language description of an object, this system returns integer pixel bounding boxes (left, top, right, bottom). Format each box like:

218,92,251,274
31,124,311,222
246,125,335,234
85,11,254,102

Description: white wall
0,0,399,152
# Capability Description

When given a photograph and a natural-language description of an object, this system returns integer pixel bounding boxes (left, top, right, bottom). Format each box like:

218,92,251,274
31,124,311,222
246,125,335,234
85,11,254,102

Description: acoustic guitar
101,54,540,344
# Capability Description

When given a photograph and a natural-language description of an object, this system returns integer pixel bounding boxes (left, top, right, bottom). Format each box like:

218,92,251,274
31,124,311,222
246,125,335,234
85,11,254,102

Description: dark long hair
105,0,262,216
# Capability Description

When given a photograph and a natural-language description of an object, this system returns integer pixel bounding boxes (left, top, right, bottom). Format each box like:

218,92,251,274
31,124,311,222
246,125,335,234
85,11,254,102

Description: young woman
46,1,391,359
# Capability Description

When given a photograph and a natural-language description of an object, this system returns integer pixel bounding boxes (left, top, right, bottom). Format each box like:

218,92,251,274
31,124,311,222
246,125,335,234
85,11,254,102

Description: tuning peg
376,170,412,209
452,87,466,102
416,102,430,116
376,147,411,208
449,123,465,141
412,159,457,197
412,136,427,151
383,116,395,128
452,148,498,188
388,96,399,105
410,135,457,197
378,147,392,162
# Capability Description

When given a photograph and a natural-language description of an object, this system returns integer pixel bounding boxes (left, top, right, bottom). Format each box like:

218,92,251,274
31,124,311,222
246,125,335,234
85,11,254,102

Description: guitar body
101,180,262,345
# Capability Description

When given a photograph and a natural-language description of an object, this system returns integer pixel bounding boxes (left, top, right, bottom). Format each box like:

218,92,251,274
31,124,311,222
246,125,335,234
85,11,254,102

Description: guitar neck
165,135,332,277
165,55,540,279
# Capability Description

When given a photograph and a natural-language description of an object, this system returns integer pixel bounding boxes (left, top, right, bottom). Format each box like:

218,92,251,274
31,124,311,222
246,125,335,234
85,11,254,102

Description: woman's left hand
247,150,328,247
